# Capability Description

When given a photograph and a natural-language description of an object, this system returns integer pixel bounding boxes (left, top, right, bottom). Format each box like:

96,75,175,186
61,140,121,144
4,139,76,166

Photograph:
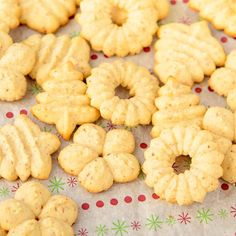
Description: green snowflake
31,83,42,95
138,169,146,180
196,208,214,224
166,215,176,226
48,176,65,193
111,220,129,236
96,224,108,236
218,209,228,219
70,31,80,38
0,186,9,197
146,215,163,231
42,126,52,133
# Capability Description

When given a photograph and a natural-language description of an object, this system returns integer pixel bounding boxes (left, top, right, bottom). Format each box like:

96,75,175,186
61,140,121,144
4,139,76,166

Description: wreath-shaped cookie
0,181,78,235
77,0,169,57
86,60,159,127
154,21,225,86
58,124,140,193
143,126,224,205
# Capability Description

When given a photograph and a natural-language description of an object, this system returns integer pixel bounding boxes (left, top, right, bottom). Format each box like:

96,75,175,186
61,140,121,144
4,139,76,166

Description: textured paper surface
0,1,236,235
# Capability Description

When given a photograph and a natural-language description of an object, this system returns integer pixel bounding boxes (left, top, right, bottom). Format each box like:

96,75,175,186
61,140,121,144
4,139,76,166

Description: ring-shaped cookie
77,0,166,57
86,60,159,127
143,126,224,205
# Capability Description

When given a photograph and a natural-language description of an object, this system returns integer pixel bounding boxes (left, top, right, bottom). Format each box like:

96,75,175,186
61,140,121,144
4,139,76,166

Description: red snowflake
131,221,141,231
178,16,191,25
77,228,88,236
67,177,78,187
11,182,20,193
106,121,117,131
178,212,191,224
230,205,236,217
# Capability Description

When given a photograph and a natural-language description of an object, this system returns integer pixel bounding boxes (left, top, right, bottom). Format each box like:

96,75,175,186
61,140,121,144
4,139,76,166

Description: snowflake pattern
166,215,176,226
138,169,146,180
105,121,117,131
31,83,42,95
48,176,65,193
196,208,214,224
0,186,9,197
70,31,80,38
42,126,52,133
67,177,78,187
96,224,108,236
178,16,192,25
146,215,163,231
218,209,228,219
130,221,141,231
111,220,129,236
230,205,236,218
77,228,88,236
11,182,20,193
178,212,191,224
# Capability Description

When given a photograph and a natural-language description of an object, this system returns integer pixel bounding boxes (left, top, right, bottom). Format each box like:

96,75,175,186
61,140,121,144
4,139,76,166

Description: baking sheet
0,1,236,235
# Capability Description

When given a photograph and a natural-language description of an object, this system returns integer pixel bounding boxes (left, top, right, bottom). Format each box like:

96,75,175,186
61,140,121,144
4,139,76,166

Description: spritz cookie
154,21,225,86
58,124,140,193
86,60,159,127
77,0,169,57
19,0,78,33
143,126,224,205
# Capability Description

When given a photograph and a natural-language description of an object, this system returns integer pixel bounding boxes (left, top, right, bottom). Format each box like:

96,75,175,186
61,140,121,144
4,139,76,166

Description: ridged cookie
31,63,100,140
189,0,236,37
0,115,60,181
143,126,224,205
19,0,78,33
0,43,36,101
23,34,91,85
151,78,206,137
58,124,140,193
154,21,225,86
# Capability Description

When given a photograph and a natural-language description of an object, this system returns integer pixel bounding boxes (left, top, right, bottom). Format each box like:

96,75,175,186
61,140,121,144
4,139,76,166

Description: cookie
209,50,236,111
0,0,20,32
19,0,78,33
86,60,159,127
151,78,206,137
31,63,100,140
143,126,224,205
0,115,60,181
0,43,36,101
23,34,91,85
77,0,168,57
58,124,140,193
0,181,78,235
154,21,225,86
189,0,236,37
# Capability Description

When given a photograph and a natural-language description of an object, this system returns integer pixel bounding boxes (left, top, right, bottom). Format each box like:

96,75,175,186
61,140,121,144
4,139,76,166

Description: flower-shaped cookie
0,115,60,181
154,21,225,86
203,107,236,183
143,126,224,205
189,0,236,37
59,124,140,193
31,63,100,140
23,34,91,86
0,181,78,235
209,50,236,111
19,0,78,33
86,60,159,127
77,0,169,57
0,43,36,101
151,78,206,138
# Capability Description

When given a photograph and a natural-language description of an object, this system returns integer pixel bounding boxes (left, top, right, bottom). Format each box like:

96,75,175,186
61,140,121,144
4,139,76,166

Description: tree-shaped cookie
151,78,206,138
189,0,236,37
19,0,78,33
23,34,91,85
58,124,140,193
0,43,36,101
203,107,236,183
0,181,78,235
209,50,236,111
154,21,225,86
31,63,100,140
0,115,60,181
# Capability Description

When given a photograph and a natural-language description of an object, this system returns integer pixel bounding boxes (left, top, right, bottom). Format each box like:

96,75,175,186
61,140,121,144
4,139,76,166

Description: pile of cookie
0,0,236,234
